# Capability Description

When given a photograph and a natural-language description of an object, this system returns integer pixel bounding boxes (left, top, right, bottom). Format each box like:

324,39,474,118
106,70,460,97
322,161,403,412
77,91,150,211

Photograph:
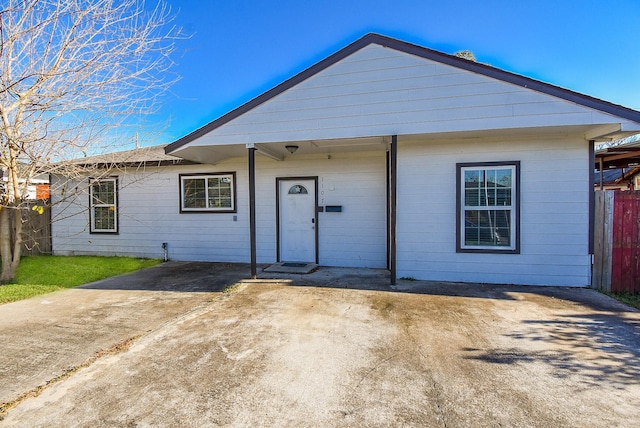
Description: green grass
602,291,640,310
0,256,161,304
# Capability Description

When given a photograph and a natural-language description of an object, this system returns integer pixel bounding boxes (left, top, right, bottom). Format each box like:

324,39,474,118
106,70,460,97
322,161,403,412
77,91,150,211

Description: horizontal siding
192,44,632,145
396,136,591,286
52,135,592,286
51,152,387,269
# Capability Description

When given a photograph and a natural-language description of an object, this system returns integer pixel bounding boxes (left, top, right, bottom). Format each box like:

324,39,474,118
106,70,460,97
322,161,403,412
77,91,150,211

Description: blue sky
149,0,640,145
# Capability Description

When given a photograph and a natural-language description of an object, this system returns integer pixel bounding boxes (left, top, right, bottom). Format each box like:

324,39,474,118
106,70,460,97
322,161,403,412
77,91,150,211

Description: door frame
275,176,319,264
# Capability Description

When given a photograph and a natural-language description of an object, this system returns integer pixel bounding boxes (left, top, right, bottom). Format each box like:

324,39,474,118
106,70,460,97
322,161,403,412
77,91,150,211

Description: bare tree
0,0,181,281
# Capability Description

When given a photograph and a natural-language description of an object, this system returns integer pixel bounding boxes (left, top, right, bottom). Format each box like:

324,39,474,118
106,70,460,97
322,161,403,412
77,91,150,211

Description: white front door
279,179,316,263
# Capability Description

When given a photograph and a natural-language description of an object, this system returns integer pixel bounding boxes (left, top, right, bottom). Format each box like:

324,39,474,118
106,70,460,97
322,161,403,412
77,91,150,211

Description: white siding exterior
51,151,387,268
396,135,591,286
52,134,592,286
184,44,637,148
52,35,640,287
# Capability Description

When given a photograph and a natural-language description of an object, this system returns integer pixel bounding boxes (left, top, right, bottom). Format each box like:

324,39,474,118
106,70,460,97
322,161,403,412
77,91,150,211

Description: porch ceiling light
285,145,299,154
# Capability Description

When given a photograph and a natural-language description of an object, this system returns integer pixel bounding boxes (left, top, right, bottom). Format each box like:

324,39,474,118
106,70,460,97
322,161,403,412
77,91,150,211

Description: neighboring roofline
55,144,201,170
75,159,201,169
620,166,640,182
166,33,640,154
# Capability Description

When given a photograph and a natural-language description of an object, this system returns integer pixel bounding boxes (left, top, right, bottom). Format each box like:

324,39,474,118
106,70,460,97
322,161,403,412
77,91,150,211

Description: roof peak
166,33,640,155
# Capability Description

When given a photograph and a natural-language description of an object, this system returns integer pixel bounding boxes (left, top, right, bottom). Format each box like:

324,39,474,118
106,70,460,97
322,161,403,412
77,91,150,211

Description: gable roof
166,33,640,154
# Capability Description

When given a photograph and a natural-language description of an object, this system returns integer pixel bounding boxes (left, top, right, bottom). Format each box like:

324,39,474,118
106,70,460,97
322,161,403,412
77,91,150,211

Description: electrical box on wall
325,205,342,212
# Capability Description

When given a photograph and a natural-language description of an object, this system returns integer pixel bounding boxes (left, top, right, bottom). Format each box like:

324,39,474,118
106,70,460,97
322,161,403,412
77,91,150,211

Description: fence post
592,190,613,291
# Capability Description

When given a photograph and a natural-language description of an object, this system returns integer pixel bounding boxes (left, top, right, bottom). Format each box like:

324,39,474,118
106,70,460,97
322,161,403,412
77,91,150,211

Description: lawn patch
0,256,161,304
601,291,640,310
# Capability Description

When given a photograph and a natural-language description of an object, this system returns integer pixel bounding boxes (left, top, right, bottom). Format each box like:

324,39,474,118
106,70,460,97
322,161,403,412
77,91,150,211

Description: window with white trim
90,178,118,233
457,162,519,253
180,173,236,212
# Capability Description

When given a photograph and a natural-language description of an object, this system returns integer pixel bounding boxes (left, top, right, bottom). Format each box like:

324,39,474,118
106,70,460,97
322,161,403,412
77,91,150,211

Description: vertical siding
396,136,591,286
51,151,387,268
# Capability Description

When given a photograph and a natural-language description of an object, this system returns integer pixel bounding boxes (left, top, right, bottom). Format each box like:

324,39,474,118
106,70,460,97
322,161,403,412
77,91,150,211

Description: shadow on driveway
79,261,251,292
463,312,640,390
261,264,640,391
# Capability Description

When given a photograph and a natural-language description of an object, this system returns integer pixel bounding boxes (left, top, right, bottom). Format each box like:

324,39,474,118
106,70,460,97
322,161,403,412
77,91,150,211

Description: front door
278,178,317,263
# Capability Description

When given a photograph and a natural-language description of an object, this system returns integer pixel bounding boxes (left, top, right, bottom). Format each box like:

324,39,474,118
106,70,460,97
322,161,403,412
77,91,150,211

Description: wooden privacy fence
593,190,640,293
22,200,52,256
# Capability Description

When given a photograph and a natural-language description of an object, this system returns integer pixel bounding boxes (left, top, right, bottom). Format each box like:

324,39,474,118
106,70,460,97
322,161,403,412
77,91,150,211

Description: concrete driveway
1,263,639,427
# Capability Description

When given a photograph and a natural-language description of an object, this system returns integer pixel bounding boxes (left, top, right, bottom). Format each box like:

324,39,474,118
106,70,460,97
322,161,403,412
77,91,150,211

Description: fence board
593,191,604,289
22,200,52,256
611,191,640,294
592,190,613,291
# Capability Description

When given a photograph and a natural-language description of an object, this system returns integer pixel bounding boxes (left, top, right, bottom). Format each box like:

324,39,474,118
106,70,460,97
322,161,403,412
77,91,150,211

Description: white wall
51,151,387,268
188,43,633,147
396,135,591,286
52,135,592,286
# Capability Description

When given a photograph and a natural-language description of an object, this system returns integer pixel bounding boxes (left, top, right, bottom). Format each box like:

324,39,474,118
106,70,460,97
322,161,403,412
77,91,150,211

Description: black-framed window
179,172,236,213
89,177,118,233
456,161,520,253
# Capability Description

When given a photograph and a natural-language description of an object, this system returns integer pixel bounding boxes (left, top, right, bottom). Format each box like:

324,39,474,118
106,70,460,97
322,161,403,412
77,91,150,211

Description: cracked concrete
1,263,640,426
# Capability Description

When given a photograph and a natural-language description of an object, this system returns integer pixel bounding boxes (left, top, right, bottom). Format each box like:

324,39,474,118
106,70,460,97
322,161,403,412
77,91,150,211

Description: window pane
496,188,511,205
184,178,206,208
94,206,115,230
208,177,232,208
485,169,497,189
465,187,479,206
465,170,480,187
464,209,511,246
464,171,481,206
288,185,308,194
496,169,511,186
92,181,114,205
465,168,512,208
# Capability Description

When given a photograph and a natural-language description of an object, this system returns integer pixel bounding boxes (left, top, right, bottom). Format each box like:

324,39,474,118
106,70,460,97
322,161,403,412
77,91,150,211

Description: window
180,173,236,213
90,178,118,233
456,162,519,253
288,184,308,194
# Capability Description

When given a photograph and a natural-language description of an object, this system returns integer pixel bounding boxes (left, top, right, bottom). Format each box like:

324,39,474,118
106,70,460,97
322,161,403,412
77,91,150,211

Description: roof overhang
169,136,391,165
585,123,640,142
167,125,631,165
